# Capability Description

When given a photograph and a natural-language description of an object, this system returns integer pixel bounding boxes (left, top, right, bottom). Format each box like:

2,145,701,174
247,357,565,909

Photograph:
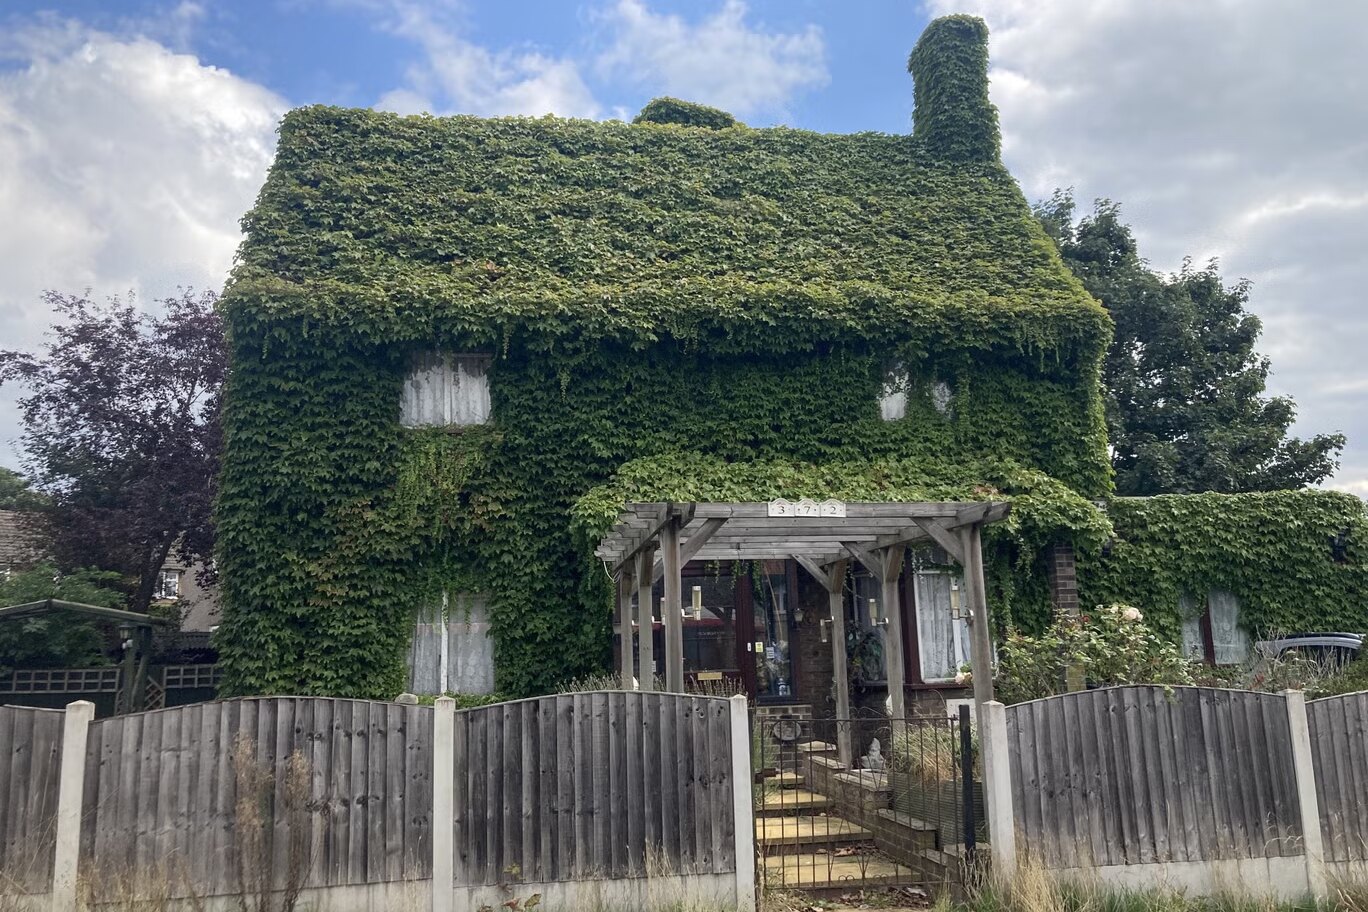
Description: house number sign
767,498,846,518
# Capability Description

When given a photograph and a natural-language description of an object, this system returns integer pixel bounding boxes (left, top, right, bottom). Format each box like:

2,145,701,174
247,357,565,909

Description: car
1255,632,1363,668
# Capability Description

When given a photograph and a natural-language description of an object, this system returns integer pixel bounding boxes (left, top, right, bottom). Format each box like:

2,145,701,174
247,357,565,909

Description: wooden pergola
596,499,1009,765
0,598,169,714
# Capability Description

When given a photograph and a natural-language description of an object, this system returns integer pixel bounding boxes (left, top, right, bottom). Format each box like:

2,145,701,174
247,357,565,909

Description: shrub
994,604,1195,705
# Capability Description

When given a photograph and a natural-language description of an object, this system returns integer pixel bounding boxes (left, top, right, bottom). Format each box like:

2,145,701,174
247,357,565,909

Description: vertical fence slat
555,694,573,880
1163,689,1199,862
521,700,538,882
623,692,643,876
537,696,555,883
590,692,609,875
1342,695,1368,861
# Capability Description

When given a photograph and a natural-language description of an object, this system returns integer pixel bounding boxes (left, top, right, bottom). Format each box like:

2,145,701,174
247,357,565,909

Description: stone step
755,815,871,847
761,852,916,889
758,788,834,814
767,771,804,788
796,740,836,754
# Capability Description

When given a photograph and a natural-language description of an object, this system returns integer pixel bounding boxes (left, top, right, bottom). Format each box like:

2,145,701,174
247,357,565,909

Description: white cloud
363,1,601,118
0,18,286,465
928,0,1368,493
595,0,827,119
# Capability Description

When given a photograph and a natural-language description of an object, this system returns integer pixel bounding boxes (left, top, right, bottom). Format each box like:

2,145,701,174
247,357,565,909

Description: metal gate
753,705,979,897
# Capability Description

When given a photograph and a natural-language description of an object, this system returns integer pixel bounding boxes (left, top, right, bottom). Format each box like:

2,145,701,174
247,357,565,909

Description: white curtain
915,572,970,682
1179,592,1205,661
1208,589,1250,665
400,353,491,427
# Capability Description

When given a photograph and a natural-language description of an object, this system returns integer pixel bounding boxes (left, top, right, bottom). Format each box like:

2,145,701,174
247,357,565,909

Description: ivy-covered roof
225,75,1099,347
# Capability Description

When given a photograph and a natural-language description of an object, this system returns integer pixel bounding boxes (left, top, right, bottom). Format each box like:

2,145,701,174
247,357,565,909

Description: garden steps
755,814,870,848
762,852,911,889
758,788,834,814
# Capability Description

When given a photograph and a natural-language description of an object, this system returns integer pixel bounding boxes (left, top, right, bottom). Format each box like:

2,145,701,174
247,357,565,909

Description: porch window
400,353,491,427
914,569,970,682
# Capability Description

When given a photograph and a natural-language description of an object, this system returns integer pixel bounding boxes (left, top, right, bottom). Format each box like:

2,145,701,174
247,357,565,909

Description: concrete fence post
51,700,94,912
981,700,1017,880
432,697,456,912
1284,689,1327,899
728,694,756,912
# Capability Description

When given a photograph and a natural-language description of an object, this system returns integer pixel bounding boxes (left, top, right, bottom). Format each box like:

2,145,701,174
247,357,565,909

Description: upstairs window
401,353,492,427
157,569,182,600
880,367,953,421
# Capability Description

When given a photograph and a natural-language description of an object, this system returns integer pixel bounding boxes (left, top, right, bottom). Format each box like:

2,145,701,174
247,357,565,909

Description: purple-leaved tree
0,290,225,615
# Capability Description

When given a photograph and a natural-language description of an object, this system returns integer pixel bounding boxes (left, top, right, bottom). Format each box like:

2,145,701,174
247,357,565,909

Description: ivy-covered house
215,14,1368,707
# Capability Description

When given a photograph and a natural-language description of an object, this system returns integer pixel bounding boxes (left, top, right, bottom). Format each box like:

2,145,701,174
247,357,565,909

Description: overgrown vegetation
214,16,1112,700
1080,492,1368,645
929,861,1368,912
994,605,1194,705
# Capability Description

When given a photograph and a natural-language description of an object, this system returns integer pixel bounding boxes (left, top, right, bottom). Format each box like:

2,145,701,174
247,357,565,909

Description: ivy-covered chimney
907,14,1001,163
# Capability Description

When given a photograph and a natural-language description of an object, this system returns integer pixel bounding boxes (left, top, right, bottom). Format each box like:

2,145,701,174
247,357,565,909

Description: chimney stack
908,15,1000,163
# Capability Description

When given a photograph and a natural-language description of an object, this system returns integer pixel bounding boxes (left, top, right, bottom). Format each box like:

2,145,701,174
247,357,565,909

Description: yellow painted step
762,852,917,888
755,815,870,846
759,788,834,812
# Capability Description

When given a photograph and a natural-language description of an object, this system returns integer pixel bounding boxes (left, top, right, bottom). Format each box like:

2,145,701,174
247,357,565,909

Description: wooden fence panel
0,704,64,893
449,691,736,886
78,697,433,899
1308,691,1368,862
1005,686,1300,867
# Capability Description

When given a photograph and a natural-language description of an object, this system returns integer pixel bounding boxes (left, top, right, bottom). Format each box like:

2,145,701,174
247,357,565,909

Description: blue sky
2,0,926,131
2,1,1367,493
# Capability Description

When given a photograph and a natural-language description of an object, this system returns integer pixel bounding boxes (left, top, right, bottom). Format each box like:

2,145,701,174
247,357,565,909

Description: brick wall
792,572,834,715
1047,540,1079,617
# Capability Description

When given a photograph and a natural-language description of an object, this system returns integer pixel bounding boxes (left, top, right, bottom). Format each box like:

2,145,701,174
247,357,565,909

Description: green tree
1036,191,1345,495
0,564,124,672
0,467,47,510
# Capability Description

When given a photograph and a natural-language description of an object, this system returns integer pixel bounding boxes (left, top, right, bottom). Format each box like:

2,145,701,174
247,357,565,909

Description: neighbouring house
0,509,221,714
215,14,1367,710
0,509,46,577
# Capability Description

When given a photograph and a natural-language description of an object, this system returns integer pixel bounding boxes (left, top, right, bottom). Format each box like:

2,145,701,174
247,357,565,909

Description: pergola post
617,560,636,690
636,545,656,689
661,516,685,693
961,523,996,708
827,561,852,766
879,545,907,721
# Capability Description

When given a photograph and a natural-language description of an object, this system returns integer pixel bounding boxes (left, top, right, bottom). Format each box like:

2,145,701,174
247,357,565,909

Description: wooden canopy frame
596,500,1009,766
0,598,169,715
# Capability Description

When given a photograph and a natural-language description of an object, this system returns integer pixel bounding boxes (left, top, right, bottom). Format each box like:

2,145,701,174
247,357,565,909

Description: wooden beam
661,518,685,693
792,555,831,592
650,517,730,582
961,524,996,708
912,518,966,564
841,542,883,578
635,545,656,690
609,503,673,574
618,560,636,689
880,545,908,722
826,560,853,768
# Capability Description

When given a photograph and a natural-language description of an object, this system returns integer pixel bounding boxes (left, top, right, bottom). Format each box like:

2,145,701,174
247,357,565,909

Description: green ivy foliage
1079,492,1368,641
908,15,1000,163
215,100,1112,699
633,97,739,129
